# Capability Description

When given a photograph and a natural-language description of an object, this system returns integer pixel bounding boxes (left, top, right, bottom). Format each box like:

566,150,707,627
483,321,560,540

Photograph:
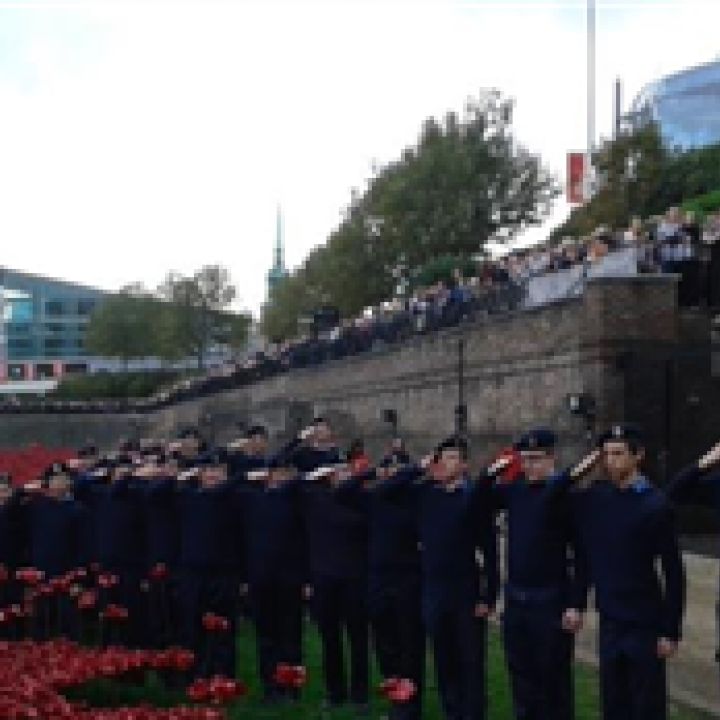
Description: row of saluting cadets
0,418,719,720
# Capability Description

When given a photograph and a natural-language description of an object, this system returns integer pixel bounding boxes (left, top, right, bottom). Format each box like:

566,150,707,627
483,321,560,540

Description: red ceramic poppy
273,663,307,688
97,573,120,589
201,613,230,633
148,563,169,581
100,603,129,621
379,677,417,703
15,567,44,585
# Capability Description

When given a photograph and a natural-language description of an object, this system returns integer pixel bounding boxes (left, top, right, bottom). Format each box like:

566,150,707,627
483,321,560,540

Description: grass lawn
72,620,712,719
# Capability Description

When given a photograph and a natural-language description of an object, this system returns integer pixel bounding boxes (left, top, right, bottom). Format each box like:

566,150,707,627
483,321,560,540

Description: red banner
567,152,586,204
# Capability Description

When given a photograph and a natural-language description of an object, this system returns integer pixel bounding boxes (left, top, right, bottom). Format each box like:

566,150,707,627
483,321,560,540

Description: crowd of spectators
1,206,719,415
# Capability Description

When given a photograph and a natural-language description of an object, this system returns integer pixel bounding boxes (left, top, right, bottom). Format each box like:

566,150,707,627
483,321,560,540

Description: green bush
53,371,183,400
681,188,720,219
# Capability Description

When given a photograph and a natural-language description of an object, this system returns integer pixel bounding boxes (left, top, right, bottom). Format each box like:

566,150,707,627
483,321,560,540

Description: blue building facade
630,59,720,149
0,268,106,381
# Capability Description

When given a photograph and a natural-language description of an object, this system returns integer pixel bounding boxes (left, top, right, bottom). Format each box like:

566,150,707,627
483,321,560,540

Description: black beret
514,428,557,452
45,461,68,476
77,444,98,458
197,448,229,467
246,425,268,438
436,435,469,456
597,423,645,447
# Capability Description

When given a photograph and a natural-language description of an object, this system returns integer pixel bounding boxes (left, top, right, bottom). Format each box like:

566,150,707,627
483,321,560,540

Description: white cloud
0,0,718,314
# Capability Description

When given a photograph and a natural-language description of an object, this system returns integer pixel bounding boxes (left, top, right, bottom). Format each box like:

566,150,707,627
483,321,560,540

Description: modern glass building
629,59,720,149
0,268,106,382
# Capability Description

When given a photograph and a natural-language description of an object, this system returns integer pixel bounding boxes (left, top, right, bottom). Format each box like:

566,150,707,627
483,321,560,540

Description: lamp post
455,338,467,438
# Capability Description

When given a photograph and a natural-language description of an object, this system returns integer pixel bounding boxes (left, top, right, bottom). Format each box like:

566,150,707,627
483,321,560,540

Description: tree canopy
262,91,559,341
85,265,251,368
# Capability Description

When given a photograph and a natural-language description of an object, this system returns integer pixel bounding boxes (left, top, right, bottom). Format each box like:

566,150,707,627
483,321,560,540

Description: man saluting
486,428,586,720
574,423,685,720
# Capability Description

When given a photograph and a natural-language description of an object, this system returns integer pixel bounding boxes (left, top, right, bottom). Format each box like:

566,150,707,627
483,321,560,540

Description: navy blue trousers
250,579,304,700
178,569,239,679
598,620,667,720
502,592,574,720
100,565,146,648
313,575,369,705
429,610,487,720
369,574,424,720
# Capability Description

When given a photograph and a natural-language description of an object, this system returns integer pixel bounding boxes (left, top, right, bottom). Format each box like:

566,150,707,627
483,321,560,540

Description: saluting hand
656,638,678,659
561,608,583,633
473,603,493,619
698,440,720,472
570,449,601,480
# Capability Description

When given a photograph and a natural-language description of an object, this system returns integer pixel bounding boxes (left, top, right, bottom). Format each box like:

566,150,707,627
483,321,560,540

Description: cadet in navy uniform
575,424,685,720
290,418,370,714
75,461,147,647
418,436,498,720
488,429,586,720
139,457,180,649
241,452,305,702
26,463,87,639
176,450,244,679
665,438,720,667
0,474,25,627
227,425,270,482
336,455,424,720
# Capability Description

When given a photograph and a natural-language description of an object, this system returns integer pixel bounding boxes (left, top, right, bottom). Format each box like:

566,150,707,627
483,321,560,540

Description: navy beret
597,422,645,447
197,448,229,467
245,425,268,438
436,435,469,455
514,428,557,452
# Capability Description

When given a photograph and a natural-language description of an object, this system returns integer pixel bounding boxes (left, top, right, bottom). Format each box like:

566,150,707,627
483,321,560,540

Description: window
8,339,33,351
63,363,87,375
7,323,31,335
35,363,55,379
45,301,64,317
7,364,26,380
45,323,64,333
78,299,96,316
43,338,65,351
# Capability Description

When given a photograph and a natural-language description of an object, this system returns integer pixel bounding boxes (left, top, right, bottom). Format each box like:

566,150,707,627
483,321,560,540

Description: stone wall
0,275,685,471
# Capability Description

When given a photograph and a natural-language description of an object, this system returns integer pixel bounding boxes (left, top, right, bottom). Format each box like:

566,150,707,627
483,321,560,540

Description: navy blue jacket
241,477,306,585
288,441,368,581
0,495,27,570
177,479,244,573
576,478,685,640
141,477,179,569
228,451,267,483
302,479,368,581
490,471,588,609
417,473,498,626
27,495,87,577
75,474,146,568
336,467,421,581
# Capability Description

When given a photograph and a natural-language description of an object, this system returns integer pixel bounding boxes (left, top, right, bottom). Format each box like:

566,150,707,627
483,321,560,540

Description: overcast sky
0,0,718,315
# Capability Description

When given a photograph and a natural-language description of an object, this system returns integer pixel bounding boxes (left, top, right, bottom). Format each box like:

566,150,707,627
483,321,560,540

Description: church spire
267,204,288,301
275,205,284,270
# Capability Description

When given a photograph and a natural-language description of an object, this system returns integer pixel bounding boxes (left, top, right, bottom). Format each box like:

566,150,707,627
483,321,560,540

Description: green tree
85,285,161,369
552,123,720,240
262,90,559,340
157,265,244,368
